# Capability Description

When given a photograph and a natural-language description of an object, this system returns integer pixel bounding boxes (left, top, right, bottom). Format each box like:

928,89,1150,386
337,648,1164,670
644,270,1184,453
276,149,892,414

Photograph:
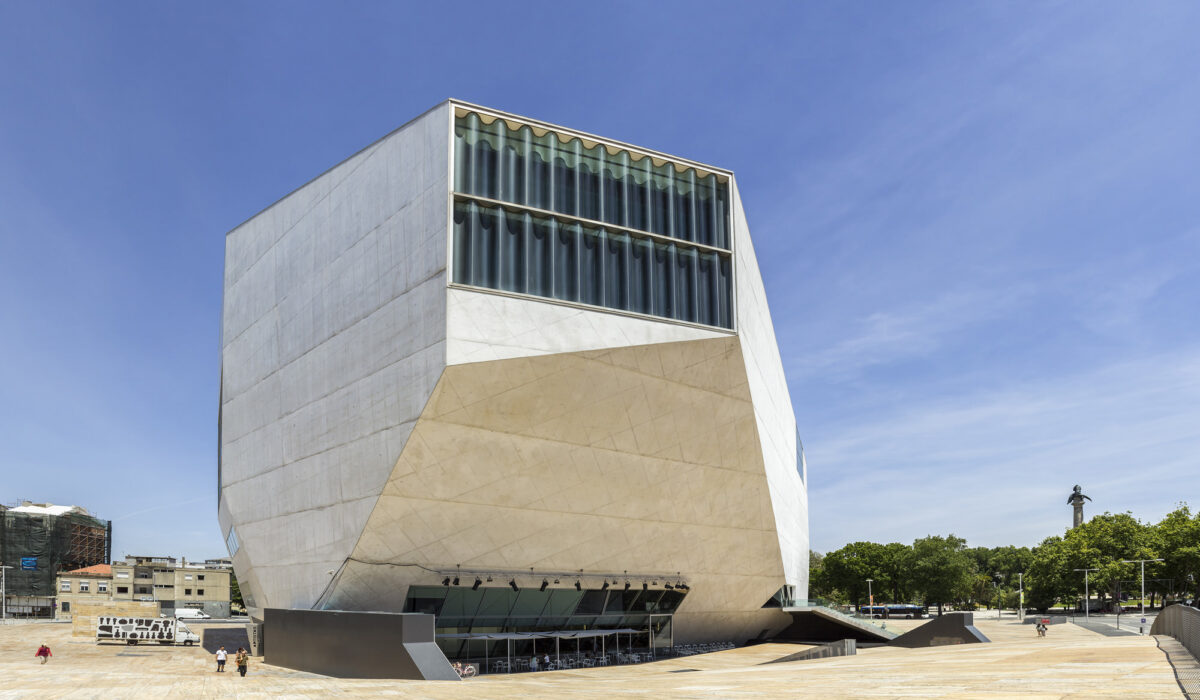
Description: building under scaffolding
0,502,111,617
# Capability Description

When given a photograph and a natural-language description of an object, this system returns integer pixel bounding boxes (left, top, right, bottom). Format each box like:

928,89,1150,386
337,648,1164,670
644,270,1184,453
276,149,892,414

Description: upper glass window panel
454,111,730,250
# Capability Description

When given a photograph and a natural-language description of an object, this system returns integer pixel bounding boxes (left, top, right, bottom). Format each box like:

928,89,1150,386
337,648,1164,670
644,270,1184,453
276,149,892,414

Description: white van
174,608,212,620
176,622,201,645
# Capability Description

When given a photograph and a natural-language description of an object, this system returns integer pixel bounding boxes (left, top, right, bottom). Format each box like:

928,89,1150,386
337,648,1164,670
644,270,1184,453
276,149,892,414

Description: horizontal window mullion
453,192,731,256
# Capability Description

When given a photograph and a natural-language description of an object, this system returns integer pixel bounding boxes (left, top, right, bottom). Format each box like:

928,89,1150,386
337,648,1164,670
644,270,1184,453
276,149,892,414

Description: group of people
32,640,250,676
1034,622,1049,637
214,646,250,676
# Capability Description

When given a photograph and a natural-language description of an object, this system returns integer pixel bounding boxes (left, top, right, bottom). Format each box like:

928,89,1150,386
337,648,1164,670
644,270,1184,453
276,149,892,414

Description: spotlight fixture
664,583,673,590
540,579,549,592
624,581,631,591
554,578,560,584
642,581,648,591
601,581,609,591
473,577,482,591
575,580,582,591
486,575,493,582
442,577,451,587
452,576,460,586
509,579,519,592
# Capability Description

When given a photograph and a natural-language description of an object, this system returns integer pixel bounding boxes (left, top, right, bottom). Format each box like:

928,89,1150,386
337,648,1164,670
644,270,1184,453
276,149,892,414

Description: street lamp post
1121,558,1165,618
1,565,12,620
1074,568,1098,620
1122,558,1164,633
1018,572,1025,621
865,578,874,617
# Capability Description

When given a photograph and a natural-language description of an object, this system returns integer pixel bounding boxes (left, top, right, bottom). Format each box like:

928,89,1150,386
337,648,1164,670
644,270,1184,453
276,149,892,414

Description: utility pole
1121,558,1164,630
1018,572,1025,621
1,565,11,620
1074,568,1098,620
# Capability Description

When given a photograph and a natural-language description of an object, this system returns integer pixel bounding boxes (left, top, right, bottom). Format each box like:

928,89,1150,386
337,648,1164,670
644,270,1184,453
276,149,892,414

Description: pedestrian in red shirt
35,644,52,664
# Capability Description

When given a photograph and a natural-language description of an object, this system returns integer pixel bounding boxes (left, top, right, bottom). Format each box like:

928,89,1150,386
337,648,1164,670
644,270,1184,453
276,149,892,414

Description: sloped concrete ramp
888,611,990,648
776,606,898,643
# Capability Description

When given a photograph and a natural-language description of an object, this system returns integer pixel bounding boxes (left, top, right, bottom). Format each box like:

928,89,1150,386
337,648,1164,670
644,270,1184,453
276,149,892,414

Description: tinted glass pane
454,114,730,251
575,590,607,615
451,199,732,329
658,591,686,613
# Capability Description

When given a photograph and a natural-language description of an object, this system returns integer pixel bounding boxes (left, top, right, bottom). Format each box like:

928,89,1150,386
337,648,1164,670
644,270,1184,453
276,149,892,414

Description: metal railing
1150,605,1200,661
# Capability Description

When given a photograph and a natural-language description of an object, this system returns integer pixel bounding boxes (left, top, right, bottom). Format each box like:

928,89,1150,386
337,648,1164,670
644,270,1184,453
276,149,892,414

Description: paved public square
0,616,1195,699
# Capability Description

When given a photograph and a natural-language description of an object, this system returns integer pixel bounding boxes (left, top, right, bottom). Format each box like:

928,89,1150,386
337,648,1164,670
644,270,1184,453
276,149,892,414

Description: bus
858,604,927,619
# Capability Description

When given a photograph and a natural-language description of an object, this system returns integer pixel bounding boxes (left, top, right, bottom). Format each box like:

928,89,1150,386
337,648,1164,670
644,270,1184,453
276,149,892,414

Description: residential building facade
54,564,113,620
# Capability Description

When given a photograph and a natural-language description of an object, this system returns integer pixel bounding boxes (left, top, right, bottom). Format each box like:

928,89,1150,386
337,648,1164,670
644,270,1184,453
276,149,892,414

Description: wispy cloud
807,348,1200,551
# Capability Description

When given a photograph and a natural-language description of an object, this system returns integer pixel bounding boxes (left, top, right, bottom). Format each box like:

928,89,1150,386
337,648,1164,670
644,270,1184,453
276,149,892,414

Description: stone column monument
1067,485,1091,528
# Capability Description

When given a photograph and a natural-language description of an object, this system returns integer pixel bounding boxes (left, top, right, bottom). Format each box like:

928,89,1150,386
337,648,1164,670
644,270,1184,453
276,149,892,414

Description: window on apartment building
198,575,205,581
116,572,129,579
198,589,205,596
184,589,192,595
80,581,90,592
60,580,71,592
116,586,128,594
184,574,192,581
98,581,108,593
62,602,70,613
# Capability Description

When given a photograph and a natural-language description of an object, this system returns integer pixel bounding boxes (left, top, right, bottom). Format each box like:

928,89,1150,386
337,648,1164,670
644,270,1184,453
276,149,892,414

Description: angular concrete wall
219,103,451,616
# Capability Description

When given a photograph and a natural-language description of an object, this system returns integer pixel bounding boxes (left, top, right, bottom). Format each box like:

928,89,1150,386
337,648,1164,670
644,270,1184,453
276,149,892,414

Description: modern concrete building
219,100,807,657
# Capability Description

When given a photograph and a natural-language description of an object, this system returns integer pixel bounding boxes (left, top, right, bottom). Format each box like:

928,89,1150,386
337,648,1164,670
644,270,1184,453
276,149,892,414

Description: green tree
1156,504,1200,604
909,535,975,615
1065,512,1159,607
1027,535,1072,611
229,571,244,609
817,541,907,605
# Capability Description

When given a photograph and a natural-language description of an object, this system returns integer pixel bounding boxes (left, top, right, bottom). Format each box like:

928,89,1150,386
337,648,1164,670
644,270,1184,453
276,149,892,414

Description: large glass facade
453,201,732,328
407,584,687,659
453,110,734,330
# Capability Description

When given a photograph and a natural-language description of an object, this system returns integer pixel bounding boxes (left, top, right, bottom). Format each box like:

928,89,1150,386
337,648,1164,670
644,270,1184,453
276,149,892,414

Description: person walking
215,646,228,672
35,644,52,664
235,647,249,677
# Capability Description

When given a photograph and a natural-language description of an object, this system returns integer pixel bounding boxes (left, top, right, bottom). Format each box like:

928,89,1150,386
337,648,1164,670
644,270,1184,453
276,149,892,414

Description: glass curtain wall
409,584,687,659
454,201,731,328
453,109,734,330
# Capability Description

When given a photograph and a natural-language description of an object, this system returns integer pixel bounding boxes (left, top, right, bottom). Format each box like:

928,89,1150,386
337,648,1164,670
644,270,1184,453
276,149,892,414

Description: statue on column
1067,485,1091,528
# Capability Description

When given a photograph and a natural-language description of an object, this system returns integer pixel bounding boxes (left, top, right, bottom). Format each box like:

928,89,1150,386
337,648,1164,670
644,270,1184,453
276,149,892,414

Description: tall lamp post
1121,558,1165,621
1074,568,1098,620
1018,572,1025,621
865,578,874,617
1,565,11,620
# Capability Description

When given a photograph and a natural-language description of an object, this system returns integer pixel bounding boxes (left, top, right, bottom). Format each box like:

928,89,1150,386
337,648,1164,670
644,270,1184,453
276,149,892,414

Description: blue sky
1,2,1197,560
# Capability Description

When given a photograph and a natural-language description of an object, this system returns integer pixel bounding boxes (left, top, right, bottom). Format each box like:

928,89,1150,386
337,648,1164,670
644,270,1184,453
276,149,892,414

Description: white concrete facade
219,100,807,644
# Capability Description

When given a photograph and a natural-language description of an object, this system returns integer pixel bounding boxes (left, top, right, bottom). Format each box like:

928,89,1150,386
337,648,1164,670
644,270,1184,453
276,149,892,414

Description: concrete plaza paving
0,616,1194,698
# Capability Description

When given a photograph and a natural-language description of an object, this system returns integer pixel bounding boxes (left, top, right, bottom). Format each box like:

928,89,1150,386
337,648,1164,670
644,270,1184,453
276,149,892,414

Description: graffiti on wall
96,616,176,641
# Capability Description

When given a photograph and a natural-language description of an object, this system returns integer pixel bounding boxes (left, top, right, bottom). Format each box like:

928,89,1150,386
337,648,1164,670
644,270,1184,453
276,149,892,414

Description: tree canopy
810,504,1199,613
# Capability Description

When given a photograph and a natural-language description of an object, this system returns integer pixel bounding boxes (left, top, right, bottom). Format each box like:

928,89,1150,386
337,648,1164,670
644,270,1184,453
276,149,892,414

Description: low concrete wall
1023,615,1068,625
889,612,990,648
1150,605,1200,662
762,638,856,664
264,609,459,680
